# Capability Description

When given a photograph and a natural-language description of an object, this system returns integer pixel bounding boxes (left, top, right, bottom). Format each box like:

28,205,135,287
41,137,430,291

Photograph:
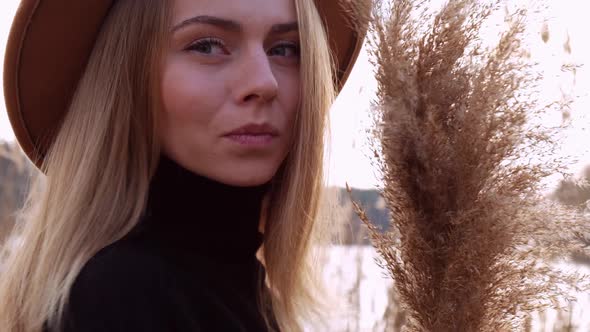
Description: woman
0,0,367,331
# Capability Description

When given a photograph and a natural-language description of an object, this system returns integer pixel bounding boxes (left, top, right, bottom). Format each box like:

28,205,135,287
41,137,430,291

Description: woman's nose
232,50,279,105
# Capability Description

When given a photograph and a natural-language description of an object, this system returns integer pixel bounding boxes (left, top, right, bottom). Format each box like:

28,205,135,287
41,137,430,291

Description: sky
1,0,589,189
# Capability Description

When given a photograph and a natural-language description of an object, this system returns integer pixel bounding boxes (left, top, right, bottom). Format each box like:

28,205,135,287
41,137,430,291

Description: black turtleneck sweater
54,156,278,332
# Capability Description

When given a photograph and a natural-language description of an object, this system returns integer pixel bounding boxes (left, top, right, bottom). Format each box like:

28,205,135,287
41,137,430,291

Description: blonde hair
0,0,336,331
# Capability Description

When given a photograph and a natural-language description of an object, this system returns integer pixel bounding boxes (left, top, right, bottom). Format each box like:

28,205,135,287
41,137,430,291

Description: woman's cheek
162,64,217,120
285,74,300,126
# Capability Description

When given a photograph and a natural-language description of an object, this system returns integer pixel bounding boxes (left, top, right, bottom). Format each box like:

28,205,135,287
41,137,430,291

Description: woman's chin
162,150,281,187
202,163,278,187
221,172,275,187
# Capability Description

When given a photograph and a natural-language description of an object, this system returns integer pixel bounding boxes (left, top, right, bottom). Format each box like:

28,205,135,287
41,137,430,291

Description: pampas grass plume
343,0,590,330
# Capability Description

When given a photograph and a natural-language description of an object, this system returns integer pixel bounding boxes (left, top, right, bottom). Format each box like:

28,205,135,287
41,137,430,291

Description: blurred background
1,0,589,331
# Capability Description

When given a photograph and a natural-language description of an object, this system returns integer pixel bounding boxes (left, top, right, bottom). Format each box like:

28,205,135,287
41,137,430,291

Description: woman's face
160,0,300,186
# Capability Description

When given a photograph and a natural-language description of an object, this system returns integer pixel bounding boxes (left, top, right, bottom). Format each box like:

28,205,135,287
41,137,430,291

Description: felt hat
3,0,369,167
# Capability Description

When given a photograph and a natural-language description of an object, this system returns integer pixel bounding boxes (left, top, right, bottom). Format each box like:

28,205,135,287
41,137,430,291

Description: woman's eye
268,43,300,58
186,38,227,55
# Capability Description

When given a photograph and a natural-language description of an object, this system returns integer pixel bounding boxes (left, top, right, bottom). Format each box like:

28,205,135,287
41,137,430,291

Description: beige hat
3,0,369,167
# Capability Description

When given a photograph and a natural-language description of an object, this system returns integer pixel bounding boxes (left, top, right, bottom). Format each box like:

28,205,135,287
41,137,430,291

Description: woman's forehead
171,0,298,30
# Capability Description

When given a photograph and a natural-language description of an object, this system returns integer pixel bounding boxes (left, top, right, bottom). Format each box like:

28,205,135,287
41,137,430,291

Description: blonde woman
0,0,367,331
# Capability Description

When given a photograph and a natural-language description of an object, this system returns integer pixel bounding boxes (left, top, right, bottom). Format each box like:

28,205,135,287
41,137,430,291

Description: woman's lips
223,133,277,146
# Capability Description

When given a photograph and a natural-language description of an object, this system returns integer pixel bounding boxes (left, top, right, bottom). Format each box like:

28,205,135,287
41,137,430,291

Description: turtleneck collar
134,155,270,263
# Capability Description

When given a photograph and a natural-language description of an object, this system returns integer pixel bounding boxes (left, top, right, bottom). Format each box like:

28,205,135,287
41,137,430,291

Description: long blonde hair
0,0,336,331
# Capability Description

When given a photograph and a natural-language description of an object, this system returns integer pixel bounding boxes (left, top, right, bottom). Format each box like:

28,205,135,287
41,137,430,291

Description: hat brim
3,0,368,168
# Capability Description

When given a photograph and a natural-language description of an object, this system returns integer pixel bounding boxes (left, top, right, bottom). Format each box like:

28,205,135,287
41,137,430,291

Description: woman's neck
133,154,271,262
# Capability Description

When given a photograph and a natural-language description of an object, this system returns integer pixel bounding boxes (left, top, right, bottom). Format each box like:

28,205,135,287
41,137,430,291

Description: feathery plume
345,0,590,330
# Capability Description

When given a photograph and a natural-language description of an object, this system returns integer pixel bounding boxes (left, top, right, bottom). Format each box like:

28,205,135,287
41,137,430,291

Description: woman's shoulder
71,238,172,294
59,239,199,331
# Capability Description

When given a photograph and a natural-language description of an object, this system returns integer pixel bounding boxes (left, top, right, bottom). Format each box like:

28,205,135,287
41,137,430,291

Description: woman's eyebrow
171,15,298,35
269,21,298,34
